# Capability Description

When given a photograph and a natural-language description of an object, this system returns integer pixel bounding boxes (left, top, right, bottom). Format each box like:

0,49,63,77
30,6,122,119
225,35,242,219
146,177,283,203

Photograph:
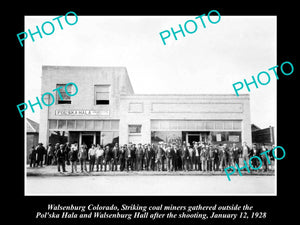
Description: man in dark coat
208,145,215,171
111,143,119,171
165,145,173,172
213,145,220,171
176,145,182,171
119,145,126,171
181,144,190,171
143,144,150,171
29,146,37,167
36,143,46,167
104,145,112,171
149,145,156,171
124,144,132,171
68,144,78,173
64,142,71,165
232,143,241,167
136,143,144,171
173,145,180,171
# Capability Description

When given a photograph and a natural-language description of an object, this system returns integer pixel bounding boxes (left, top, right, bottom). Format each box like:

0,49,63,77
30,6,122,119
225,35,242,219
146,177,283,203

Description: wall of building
119,94,252,146
39,66,133,145
39,66,252,147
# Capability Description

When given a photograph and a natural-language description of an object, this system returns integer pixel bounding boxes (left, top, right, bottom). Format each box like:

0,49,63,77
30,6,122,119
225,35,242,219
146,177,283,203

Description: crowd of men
29,141,275,173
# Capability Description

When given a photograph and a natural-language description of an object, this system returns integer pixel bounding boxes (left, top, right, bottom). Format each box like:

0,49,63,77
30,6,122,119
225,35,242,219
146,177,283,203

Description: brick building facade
39,66,252,148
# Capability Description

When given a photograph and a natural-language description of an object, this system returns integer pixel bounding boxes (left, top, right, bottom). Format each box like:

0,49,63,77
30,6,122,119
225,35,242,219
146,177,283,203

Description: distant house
251,124,274,147
26,118,39,164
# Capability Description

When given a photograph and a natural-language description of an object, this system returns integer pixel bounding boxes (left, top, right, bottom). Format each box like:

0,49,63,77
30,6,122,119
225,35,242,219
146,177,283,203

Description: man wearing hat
149,144,156,171
36,143,46,167
118,145,126,171
155,143,164,171
103,145,112,171
136,143,144,171
124,144,132,171
56,144,67,172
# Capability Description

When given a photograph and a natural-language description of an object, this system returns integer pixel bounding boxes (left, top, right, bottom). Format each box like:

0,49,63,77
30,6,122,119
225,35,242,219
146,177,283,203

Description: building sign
229,135,240,142
55,109,109,116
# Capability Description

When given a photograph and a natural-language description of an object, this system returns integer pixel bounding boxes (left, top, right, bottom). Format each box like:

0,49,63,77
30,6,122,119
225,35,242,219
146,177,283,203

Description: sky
24,15,276,129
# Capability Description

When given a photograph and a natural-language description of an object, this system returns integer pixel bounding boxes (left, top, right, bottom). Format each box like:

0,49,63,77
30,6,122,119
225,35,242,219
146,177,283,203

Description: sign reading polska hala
55,109,109,116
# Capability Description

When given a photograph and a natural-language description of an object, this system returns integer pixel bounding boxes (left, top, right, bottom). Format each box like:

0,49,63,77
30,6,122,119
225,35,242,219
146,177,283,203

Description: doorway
187,134,200,145
80,132,96,149
185,131,211,145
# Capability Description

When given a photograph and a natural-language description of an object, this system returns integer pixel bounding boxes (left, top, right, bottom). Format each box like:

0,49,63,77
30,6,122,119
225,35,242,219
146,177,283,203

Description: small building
252,124,275,147
39,66,252,149
26,118,39,163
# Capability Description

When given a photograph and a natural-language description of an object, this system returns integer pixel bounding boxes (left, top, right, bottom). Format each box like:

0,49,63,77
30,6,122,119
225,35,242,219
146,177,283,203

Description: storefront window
151,131,182,145
86,120,94,129
58,120,67,129
49,130,69,146
224,121,233,130
67,120,75,129
111,120,119,130
206,121,214,129
103,120,111,130
233,121,242,130
215,121,224,130
76,120,85,129
151,120,242,131
95,120,103,130
101,131,119,146
49,120,57,129
129,125,141,133
48,120,119,131
210,131,241,145
195,121,205,130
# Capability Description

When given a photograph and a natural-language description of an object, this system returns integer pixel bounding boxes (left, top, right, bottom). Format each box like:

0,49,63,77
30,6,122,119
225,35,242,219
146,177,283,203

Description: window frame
95,85,110,105
56,84,72,104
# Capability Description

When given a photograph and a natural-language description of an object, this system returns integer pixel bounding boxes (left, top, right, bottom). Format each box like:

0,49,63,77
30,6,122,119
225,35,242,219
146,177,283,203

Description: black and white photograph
14,5,297,225
23,15,276,196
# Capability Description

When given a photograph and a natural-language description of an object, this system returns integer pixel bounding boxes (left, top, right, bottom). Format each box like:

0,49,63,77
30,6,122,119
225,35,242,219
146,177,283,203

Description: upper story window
56,84,75,104
95,85,110,105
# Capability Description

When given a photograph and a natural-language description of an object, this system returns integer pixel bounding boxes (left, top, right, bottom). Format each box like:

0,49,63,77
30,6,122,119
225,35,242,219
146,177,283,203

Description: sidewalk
26,165,275,177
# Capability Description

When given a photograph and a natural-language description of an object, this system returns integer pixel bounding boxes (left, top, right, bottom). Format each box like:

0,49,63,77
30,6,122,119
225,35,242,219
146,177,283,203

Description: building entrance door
187,134,200,146
186,132,210,145
80,132,96,149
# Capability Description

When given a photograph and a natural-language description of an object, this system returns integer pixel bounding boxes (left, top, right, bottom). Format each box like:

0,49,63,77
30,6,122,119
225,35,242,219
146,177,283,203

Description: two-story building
39,65,252,148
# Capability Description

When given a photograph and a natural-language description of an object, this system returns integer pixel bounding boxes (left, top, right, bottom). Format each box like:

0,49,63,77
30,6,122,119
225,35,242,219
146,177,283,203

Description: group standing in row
29,141,275,173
